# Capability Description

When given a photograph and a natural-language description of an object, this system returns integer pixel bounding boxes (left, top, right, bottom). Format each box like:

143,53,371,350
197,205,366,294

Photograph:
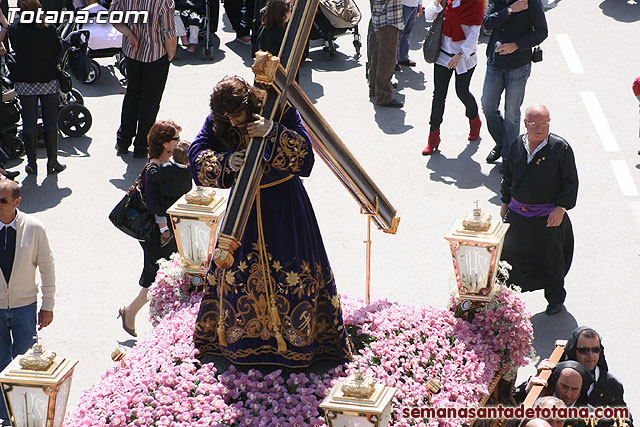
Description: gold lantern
319,371,397,427
166,186,226,286
444,204,509,306
0,339,78,427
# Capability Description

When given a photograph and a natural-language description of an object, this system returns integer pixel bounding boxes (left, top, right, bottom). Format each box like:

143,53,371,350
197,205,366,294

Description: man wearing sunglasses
562,327,629,411
0,180,56,425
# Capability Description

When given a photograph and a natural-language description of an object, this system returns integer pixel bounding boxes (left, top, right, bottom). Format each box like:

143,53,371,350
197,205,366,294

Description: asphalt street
4,0,639,417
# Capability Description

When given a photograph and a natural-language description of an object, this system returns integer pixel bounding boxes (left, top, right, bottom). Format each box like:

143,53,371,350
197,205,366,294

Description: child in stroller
174,0,215,58
60,0,126,83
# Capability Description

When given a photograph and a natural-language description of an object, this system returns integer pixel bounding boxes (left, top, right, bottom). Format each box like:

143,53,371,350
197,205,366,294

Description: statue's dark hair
209,76,265,148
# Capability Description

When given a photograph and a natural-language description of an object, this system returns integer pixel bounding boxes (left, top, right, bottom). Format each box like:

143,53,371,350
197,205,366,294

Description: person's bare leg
124,288,149,330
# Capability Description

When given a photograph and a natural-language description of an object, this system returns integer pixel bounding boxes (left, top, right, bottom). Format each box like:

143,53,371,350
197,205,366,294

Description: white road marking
556,34,584,74
580,91,620,152
610,160,639,197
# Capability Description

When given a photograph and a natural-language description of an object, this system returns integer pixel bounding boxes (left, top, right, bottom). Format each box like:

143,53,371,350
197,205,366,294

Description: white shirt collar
587,366,599,396
523,135,549,163
0,215,17,230
170,158,189,169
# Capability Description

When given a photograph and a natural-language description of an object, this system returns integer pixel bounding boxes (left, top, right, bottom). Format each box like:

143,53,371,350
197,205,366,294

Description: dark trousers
367,22,399,105
20,93,59,134
117,55,170,155
429,64,478,131
139,228,177,288
0,303,37,420
223,0,255,37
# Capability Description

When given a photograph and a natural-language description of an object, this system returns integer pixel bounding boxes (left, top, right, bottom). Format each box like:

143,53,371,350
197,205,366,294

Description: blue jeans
481,63,531,160
0,303,37,420
397,5,418,63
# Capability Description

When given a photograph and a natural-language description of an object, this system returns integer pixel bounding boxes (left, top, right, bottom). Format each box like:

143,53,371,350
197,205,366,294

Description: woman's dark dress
188,106,353,368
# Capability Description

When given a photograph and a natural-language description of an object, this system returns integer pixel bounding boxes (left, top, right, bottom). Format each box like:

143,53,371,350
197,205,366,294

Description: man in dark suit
0,180,56,425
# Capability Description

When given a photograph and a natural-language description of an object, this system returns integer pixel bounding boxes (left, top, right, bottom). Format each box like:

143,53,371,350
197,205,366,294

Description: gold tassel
269,297,286,353
217,324,228,346
275,331,286,353
217,268,227,346
256,189,287,354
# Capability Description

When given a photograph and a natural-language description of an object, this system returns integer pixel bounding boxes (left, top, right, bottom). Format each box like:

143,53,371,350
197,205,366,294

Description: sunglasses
576,346,601,355
0,197,13,204
171,136,180,141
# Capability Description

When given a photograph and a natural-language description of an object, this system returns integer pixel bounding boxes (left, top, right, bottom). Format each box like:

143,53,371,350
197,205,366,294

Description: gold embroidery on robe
265,127,309,173
193,244,353,363
194,149,224,187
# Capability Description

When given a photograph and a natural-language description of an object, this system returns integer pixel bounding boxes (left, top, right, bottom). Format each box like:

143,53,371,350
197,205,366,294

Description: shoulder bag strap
127,163,154,196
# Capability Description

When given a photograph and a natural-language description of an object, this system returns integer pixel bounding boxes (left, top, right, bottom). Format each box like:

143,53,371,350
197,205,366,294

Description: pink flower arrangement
65,263,533,426
147,254,202,327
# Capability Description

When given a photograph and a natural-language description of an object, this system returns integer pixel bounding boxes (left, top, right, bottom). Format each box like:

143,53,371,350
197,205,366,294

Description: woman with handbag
4,0,66,174
421,0,484,156
117,120,181,337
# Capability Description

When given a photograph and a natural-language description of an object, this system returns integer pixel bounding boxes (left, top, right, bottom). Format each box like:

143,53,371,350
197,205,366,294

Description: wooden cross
213,0,400,269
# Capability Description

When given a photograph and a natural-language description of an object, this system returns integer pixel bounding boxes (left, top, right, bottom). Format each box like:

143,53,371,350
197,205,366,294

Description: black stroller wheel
85,60,101,85
58,104,92,137
70,88,84,105
5,136,25,159
117,58,128,79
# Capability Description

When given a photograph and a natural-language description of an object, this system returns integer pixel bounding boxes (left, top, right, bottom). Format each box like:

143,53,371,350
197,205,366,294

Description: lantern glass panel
175,218,212,267
329,414,375,426
455,245,491,294
7,385,50,427
53,375,72,427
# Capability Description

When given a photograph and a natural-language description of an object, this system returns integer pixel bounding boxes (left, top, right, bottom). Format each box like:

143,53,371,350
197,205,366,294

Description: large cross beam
213,0,399,270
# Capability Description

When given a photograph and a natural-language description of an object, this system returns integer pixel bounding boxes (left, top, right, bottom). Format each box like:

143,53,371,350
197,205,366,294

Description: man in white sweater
0,180,55,425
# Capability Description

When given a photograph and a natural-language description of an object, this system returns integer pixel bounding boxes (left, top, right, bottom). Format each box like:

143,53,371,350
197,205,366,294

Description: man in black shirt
481,0,547,169
500,105,578,315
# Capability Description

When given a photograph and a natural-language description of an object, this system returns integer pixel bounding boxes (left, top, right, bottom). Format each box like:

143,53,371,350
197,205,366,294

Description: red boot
422,130,441,155
468,115,482,141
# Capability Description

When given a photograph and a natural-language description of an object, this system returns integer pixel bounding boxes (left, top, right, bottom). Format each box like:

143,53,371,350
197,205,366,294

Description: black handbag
531,46,543,63
423,4,446,64
109,164,155,242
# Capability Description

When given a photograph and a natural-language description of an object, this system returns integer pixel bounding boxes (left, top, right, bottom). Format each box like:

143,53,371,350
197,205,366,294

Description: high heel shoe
118,308,137,337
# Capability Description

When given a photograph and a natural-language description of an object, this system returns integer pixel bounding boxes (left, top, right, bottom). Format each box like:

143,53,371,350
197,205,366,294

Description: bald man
499,105,578,315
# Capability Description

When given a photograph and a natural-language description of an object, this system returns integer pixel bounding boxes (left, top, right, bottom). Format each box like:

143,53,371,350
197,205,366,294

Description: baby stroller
0,57,24,160
309,0,361,58
58,2,127,84
56,29,93,137
175,0,215,59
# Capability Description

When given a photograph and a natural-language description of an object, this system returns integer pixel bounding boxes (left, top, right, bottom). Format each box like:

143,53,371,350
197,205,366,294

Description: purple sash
509,198,556,217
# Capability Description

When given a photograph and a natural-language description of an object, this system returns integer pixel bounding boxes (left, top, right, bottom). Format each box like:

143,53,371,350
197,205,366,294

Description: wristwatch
456,51,463,57
507,6,513,14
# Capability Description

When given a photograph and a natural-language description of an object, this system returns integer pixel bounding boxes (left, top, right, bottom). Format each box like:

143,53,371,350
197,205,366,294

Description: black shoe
133,151,148,159
115,143,128,155
545,303,564,315
44,131,66,175
486,145,502,163
379,99,403,108
392,82,398,89
398,59,417,67
394,63,401,71
4,170,20,180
